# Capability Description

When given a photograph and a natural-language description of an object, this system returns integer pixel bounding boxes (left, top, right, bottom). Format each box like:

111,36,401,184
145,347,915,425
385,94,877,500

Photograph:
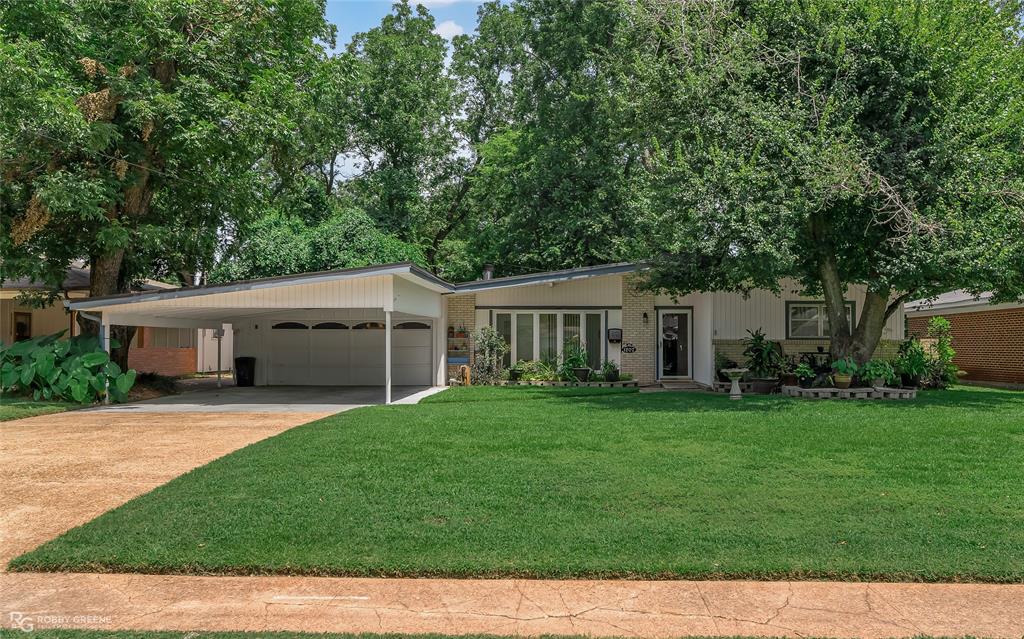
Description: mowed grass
11,386,1024,582
0,396,74,421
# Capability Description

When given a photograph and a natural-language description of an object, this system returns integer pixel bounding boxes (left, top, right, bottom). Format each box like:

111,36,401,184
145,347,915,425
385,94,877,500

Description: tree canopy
3,0,1022,364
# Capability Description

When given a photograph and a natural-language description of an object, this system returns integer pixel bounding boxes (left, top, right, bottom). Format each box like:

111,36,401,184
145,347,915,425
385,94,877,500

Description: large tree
629,0,1024,363
0,0,333,366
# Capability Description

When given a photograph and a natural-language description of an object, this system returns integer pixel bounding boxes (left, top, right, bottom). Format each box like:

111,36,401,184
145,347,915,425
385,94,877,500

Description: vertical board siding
474,275,623,307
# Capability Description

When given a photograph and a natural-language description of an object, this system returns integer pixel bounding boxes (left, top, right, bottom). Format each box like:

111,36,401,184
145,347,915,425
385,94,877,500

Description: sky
324,0,485,51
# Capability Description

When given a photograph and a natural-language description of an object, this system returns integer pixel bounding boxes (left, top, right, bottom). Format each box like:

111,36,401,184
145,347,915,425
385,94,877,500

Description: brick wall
445,293,477,381
713,339,901,365
907,308,1024,384
621,274,657,385
128,346,197,377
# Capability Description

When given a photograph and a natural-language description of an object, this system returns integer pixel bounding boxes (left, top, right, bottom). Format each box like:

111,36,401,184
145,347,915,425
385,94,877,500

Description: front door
658,310,691,379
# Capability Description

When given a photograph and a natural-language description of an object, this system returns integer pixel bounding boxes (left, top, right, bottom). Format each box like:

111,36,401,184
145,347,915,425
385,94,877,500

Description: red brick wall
907,308,1024,384
128,347,197,377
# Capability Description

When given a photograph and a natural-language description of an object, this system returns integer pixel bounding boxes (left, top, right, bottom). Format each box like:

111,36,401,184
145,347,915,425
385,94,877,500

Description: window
13,312,31,341
787,302,854,339
539,313,557,362
272,322,308,330
515,313,534,362
585,313,602,369
496,313,512,367
395,321,430,329
352,322,385,330
312,322,348,329
488,310,608,367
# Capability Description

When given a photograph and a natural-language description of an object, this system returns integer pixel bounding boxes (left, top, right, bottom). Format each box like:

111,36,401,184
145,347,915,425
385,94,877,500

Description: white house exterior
66,262,906,401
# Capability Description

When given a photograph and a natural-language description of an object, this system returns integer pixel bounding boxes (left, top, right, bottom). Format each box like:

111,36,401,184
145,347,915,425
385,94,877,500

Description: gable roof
905,290,997,314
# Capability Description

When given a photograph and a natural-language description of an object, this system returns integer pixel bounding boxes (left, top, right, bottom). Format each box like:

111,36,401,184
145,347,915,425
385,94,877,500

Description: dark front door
660,312,689,378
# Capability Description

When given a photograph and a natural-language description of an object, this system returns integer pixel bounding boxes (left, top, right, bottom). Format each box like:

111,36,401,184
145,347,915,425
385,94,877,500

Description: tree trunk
75,249,136,371
818,253,853,359
848,291,890,365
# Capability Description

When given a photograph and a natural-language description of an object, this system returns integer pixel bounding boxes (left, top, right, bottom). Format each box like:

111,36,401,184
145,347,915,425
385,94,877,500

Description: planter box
781,385,917,401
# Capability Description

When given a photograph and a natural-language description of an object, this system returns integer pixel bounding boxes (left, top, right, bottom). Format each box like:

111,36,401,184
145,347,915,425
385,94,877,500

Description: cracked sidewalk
2,572,1021,637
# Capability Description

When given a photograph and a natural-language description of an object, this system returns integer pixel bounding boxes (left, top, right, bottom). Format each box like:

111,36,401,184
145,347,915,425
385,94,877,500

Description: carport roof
67,262,453,310
65,261,644,312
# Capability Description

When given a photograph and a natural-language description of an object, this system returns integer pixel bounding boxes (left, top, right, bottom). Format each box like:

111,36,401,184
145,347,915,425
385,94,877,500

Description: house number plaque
621,342,637,353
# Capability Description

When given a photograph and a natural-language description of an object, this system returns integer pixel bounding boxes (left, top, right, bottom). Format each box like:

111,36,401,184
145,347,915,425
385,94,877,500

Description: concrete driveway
1,385,442,566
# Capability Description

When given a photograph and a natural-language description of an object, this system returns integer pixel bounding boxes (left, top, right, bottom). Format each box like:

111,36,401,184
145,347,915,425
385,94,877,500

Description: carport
67,263,452,404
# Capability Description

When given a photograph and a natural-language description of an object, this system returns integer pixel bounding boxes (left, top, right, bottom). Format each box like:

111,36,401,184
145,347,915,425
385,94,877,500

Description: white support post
385,310,392,405
100,319,111,404
216,328,223,388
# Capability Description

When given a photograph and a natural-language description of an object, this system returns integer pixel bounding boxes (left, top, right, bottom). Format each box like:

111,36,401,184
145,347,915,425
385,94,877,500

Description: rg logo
9,611,34,632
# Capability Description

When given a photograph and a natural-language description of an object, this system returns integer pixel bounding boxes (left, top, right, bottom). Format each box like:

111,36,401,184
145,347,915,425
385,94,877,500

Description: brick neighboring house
1,266,231,377
906,291,1024,387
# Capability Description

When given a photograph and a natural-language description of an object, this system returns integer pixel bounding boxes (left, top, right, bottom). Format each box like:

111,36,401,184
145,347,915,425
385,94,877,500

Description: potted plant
561,336,591,382
895,338,928,387
794,362,816,388
601,359,620,382
860,359,895,387
779,356,799,386
507,361,523,382
832,357,858,389
741,328,784,393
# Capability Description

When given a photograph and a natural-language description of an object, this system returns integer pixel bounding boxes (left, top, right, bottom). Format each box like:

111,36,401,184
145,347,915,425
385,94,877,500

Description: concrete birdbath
721,367,749,400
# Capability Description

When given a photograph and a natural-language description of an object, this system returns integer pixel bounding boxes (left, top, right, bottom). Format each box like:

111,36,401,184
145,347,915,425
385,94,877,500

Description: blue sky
325,1,485,51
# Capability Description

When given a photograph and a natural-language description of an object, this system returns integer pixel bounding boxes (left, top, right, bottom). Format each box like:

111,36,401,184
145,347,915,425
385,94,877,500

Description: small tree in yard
925,316,959,388
629,0,1024,364
471,326,510,385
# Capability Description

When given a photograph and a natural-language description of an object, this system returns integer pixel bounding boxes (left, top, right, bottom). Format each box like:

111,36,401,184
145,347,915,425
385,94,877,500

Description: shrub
471,326,509,385
895,338,928,385
741,328,784,378
0,331,136,403
832,357,859,377
924,316,958,388
517,359,559,381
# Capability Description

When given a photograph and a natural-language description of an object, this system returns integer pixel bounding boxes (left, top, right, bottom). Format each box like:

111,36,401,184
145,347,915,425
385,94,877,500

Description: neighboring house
906,291,1024,387
65,262,905,401
1,266,231,377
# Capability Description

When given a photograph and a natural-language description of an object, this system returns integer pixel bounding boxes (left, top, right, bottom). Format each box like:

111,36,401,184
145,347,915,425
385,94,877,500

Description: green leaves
0,331,137,404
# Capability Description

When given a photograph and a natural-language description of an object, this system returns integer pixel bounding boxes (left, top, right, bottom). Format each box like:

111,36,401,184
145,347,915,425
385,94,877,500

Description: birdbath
721,368,749,400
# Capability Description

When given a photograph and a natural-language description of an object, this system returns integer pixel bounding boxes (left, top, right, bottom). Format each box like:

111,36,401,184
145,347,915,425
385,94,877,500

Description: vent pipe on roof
482,264,494,280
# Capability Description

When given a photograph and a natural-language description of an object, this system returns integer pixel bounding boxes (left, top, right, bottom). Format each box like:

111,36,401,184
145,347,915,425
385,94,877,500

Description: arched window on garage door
271,321,308,329
395,321,430,329
312,322,348,329
352,322,385,329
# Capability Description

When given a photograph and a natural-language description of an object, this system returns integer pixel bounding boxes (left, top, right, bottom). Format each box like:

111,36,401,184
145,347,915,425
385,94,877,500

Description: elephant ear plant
0,331,137,404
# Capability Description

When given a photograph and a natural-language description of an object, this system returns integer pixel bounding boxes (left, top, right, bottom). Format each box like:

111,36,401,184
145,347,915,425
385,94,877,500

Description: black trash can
234,357,256,387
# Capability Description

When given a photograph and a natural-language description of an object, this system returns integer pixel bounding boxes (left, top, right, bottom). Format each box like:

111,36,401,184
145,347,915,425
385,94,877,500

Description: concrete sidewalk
2,572,1021,637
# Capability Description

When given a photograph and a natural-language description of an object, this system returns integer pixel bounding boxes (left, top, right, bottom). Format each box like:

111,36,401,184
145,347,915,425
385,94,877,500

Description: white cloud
433,19,465,40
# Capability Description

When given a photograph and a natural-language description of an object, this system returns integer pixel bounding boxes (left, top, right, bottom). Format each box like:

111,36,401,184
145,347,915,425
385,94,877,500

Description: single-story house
66,262,906,401
906,291,1024,387
2,266,231,377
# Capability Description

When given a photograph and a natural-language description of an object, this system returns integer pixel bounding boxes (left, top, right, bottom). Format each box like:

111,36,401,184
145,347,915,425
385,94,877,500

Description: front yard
11,386,1023,582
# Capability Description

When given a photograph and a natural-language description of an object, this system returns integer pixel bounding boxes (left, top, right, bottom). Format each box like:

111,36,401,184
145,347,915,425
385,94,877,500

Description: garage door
266,320,432,386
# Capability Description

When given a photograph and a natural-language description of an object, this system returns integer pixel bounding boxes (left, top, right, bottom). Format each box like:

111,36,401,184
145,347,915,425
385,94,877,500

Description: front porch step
659,381,704,391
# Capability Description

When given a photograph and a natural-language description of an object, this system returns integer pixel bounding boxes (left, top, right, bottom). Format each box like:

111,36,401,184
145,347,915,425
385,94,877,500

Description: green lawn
11,386,1024,582
0,396,75,421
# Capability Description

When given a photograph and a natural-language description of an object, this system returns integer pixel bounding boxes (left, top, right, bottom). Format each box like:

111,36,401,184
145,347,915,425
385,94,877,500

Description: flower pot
781,373,798,386
870,377,885,388
572,367,591,382
798,377,813,389
834,373,852,389
604,371,620,382
750,377,779,394
900,373,921,388
508,369,522,382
